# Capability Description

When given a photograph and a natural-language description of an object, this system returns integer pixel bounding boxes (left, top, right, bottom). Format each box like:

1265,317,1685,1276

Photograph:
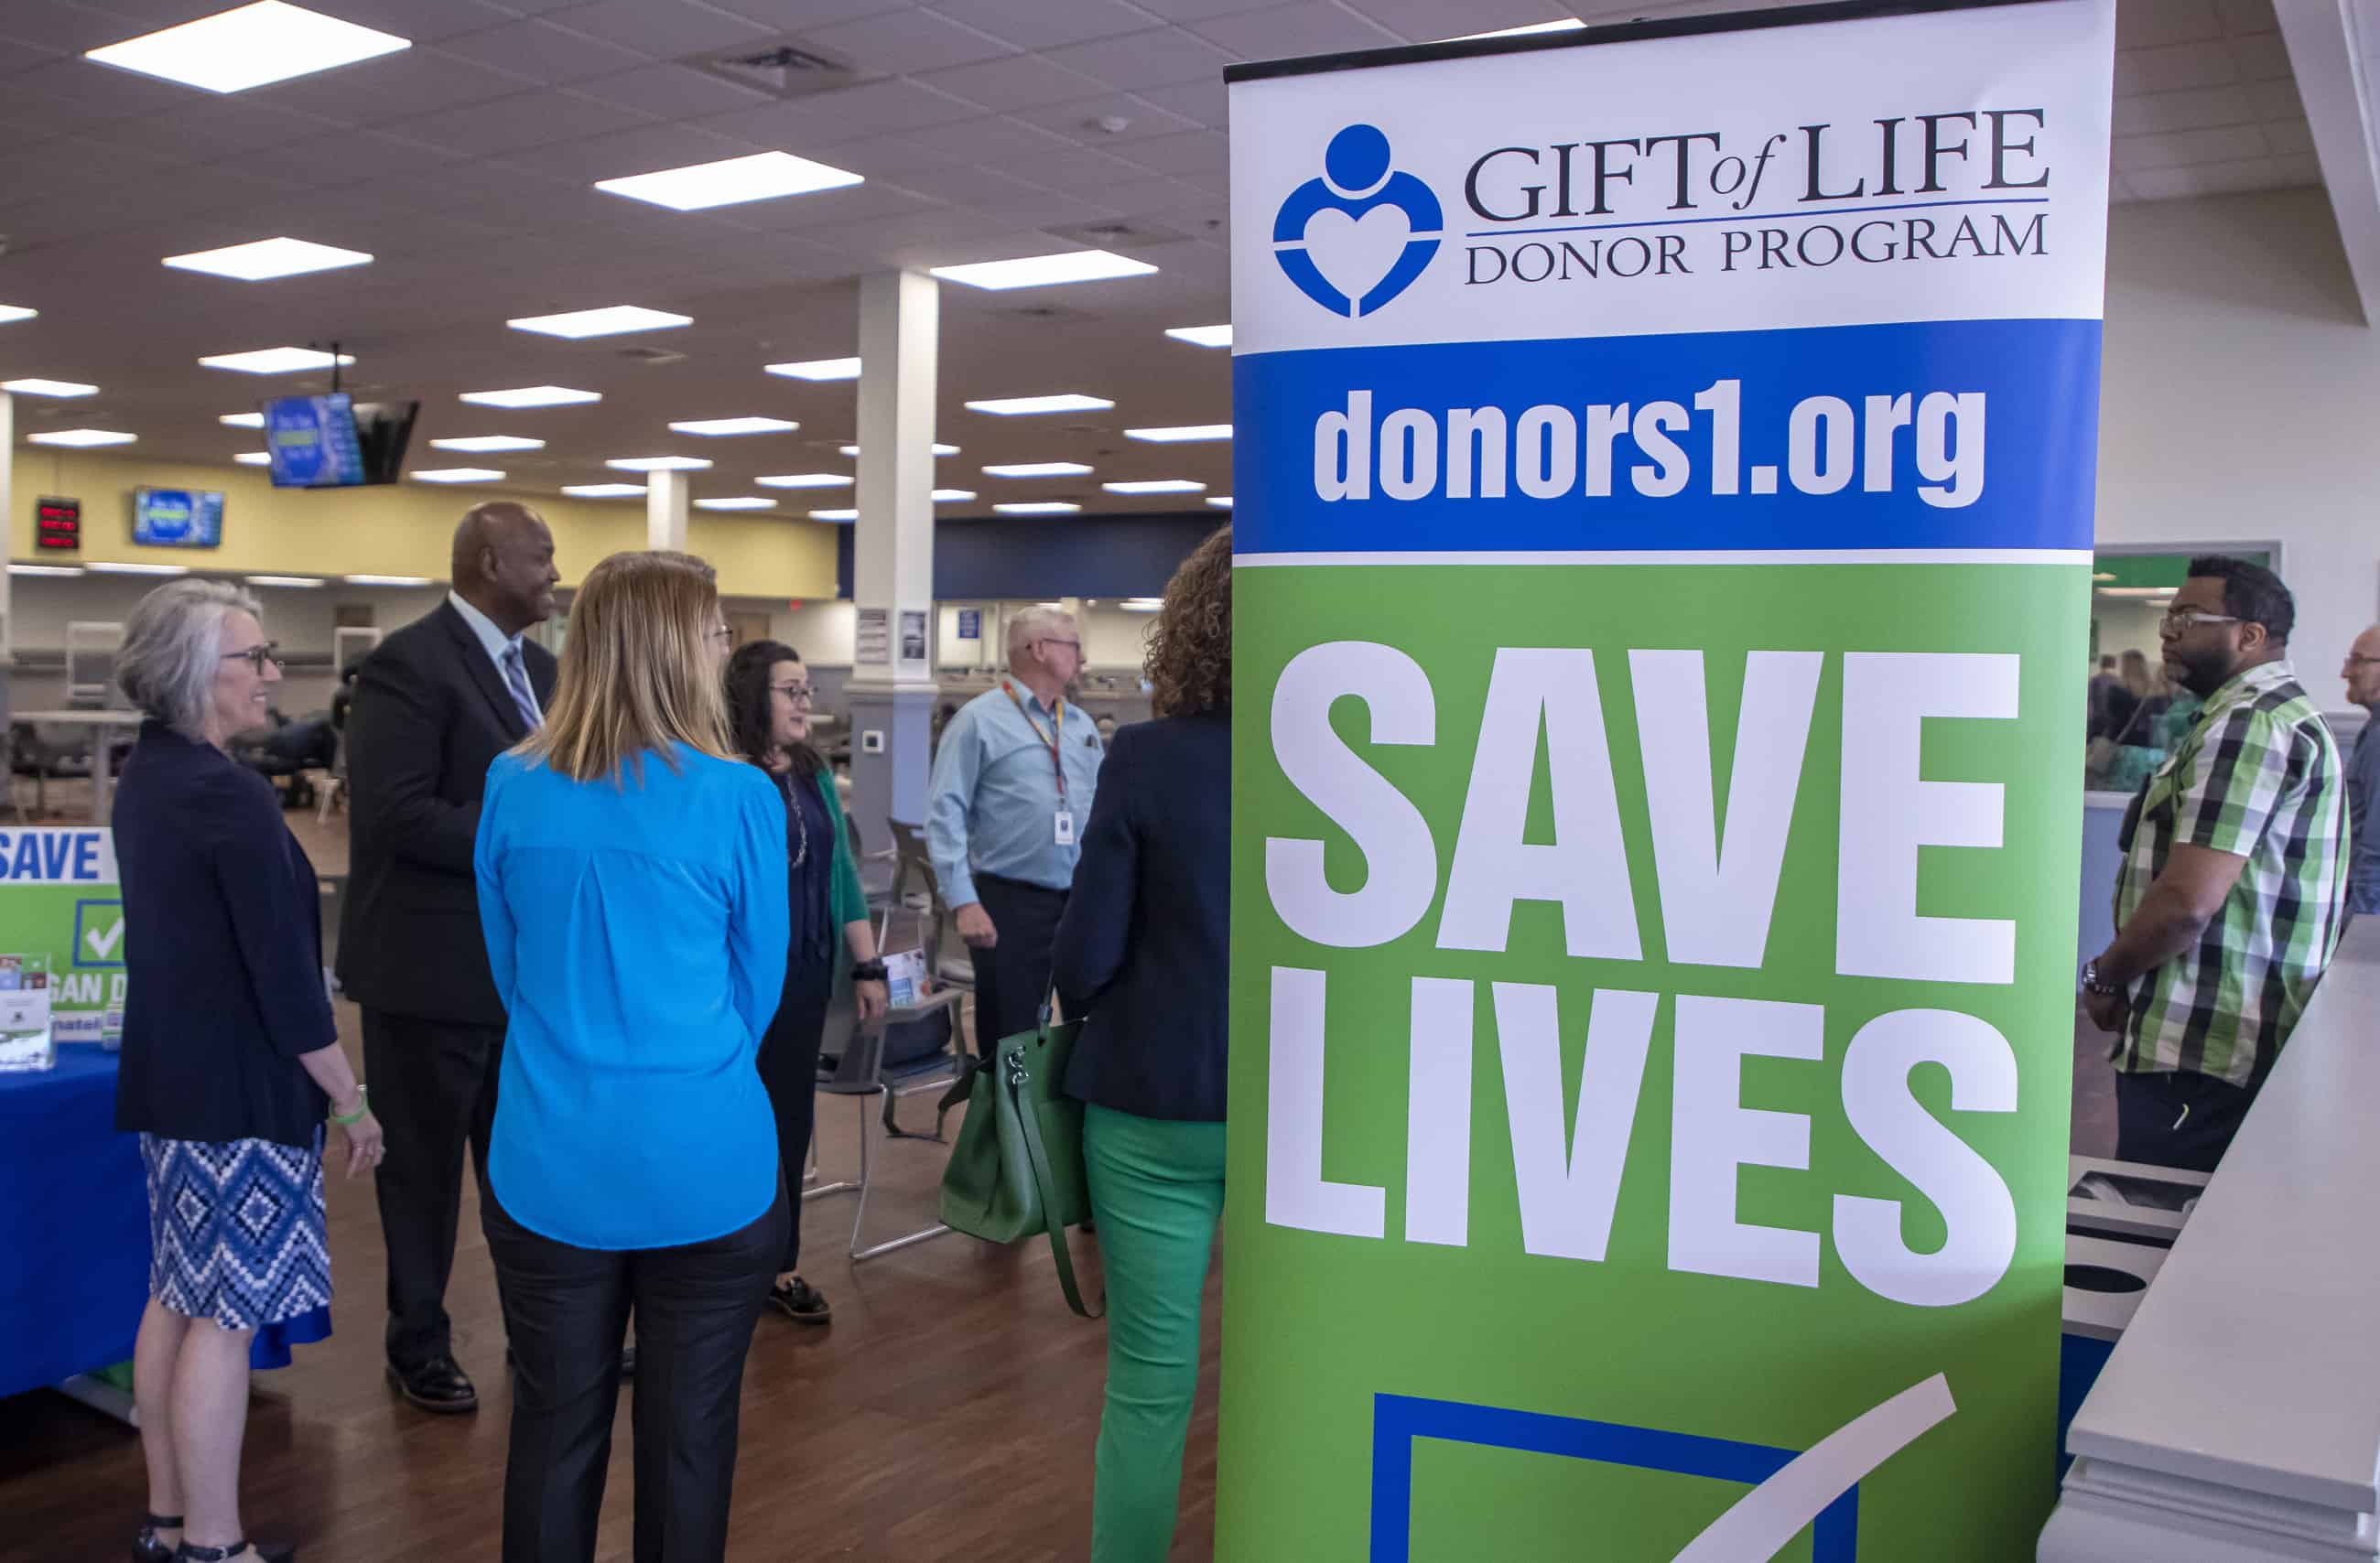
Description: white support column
645,469,689,552
0,391,15,722
847,269,942,868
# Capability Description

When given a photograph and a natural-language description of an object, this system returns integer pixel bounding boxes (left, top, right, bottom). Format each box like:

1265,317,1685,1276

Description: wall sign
34,497,80,552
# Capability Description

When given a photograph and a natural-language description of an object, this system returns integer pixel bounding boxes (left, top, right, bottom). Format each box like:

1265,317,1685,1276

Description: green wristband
330,1084,370,1126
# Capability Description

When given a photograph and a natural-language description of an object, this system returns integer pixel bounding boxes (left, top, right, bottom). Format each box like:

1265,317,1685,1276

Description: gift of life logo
1272,124,1445,318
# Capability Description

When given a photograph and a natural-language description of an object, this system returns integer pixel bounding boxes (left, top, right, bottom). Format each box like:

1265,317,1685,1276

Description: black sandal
173,1541,295,1562
134,1513,181,1563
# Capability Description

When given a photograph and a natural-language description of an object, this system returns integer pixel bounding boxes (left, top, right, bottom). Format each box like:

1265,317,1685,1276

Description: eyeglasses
707,624,734,645
2159,609,2239,633
1036,637,1082,654
221,642,282,673
770,682,815,705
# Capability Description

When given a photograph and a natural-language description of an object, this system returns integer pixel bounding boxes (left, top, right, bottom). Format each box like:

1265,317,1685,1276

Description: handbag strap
1002,1041,1104,1320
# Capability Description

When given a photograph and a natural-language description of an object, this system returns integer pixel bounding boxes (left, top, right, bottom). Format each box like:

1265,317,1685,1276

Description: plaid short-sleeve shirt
2113,660,2348,1086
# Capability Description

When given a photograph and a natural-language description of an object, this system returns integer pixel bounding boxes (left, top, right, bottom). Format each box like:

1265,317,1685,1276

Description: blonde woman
471,551,792,1562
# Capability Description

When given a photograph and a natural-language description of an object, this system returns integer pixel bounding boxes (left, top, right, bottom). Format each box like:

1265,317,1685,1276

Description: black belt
976,872,1066,899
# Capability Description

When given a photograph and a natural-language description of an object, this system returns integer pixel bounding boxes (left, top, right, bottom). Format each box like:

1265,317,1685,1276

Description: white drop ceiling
0,0,2330,519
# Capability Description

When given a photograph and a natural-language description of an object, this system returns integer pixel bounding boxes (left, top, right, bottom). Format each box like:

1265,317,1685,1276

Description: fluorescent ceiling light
1206,495,1233,509
756,472,851,490
220,411,264,428
1,378,97,397
669,416,798,437
766,357,860,382
995,501,1082,515
808,508,858,522
508,305,690,340
562,483,644,498
164,236,372,281
345,574,433,587
199,346,352,374
234,452,271,466
8,564,82,577
932,250,1156,290
606,456,711,472
2096,586,2177,598
1120,598,1164,612
983,461,1091,479
87,561,188,575
696,496,776,511
1125,424,1231,443
28,428,135,447
430,435,544,453
933,489,976,502
460,385,600,409
840,442,957,457
86,2,409,94
596,150,862,212
409,468,504,484
1450,17,1586,39
966,393,1112,416
247,575,325,587
1165,324,1231,349
0,305,36,325
1102,480,1206,495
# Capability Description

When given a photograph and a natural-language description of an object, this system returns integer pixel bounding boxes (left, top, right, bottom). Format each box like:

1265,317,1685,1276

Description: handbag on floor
936,1008,1103,1318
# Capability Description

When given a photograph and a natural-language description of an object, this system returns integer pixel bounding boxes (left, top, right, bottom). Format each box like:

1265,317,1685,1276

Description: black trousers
2115,1068,2257,1173
754,952,833,1275
483,1182,787,1563
362,1008,503,1370
971,874,1068,1060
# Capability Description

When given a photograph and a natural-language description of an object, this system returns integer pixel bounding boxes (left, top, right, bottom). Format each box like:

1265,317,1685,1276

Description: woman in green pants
1053,526,1234,1562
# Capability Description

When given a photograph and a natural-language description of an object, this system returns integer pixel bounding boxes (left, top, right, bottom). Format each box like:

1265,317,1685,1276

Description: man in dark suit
341,501,558,1413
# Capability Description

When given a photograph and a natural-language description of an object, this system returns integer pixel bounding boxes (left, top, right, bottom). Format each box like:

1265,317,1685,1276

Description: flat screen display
131,488,223,548
265,393,366,488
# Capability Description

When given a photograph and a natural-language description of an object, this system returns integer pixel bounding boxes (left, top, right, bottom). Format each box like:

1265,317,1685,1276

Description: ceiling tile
2114,0,2218,49
14,56,206,124
310,0,521,41
699,77,985,144
2244,77,2303,119
801,6,1018,72
87,97,348,160
311,129,475,181
925,0,1159,51
2260,115,2311,156
2120,38,2242,92
2224,31,2290,80
0,33,59,73
575,61,774,116
0,5,161,50
707,178,939,231
1076,173,1208,215
1124,77,1225,125
1334,0,1559,43
1044,25,1236,90
383,86,654,155
2213,0,2277,33
503,121,765,180
1001,142,1157,189
1116,127,1226,176
2110,83,2255,137
2111,123,2266,172
912,52,1110,112
433,18,649,82
1121,0,1279,19
895,113,1078,164
2125,156,2283,200
702,0,912,27
1185,1,1401,59
244,49,537,124
1009,92,1201,146
544,0,775,54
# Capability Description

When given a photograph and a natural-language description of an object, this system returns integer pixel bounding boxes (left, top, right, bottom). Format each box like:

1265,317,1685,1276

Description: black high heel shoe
133,1513,180,1562
172,1540,296,1562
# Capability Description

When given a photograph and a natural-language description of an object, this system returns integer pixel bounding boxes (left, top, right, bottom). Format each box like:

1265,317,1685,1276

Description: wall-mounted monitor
263,393,418,488
131,488,223,548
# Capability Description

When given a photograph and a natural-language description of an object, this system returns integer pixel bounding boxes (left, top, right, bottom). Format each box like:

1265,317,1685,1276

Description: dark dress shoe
171,1542,295,1561
385,1353,478,1414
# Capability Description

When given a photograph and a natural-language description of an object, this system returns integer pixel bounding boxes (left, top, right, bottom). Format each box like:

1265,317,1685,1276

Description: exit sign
35,497,80,552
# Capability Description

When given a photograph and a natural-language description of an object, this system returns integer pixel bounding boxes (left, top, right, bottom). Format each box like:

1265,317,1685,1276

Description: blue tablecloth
0,1048,328,1401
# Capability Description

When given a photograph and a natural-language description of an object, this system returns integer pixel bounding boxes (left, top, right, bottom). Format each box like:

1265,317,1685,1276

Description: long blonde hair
520,550,733,782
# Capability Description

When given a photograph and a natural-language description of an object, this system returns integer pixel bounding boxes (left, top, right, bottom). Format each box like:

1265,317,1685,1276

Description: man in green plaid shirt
2082,556,2346,1171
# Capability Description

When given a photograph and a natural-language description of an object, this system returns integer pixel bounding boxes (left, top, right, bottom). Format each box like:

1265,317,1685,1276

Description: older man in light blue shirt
2342,624,2380,917
926,606,1104,1055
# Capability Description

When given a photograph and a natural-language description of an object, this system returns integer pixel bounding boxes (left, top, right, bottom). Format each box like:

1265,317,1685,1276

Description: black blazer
114,722,336,1148
1054,715,1229,1122
337,600,557,1027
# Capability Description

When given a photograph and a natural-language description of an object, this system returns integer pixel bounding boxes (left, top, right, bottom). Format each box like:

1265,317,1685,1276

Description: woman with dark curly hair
1050,524,1233,1562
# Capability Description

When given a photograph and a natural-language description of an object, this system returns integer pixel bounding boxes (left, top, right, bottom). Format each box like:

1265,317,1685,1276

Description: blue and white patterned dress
139,1128,330,1331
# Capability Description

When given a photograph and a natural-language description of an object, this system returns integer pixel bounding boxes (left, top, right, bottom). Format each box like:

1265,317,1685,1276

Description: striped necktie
500,643,540,729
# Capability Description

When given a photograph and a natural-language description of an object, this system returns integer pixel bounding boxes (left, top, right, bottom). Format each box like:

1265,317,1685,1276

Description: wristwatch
849,959,889,982
2081,960,2124,997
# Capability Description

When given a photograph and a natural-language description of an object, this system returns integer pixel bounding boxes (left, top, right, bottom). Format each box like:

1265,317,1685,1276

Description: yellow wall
8,450,840,599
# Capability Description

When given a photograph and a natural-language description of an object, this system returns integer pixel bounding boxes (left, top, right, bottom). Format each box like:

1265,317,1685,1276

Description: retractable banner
1222,3,2113,1558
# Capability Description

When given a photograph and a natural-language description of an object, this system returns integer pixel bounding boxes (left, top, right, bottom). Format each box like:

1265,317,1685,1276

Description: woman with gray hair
112,579,382,1563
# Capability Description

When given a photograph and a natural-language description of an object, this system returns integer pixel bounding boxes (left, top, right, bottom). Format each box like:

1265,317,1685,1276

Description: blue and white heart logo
1272,124,1444,319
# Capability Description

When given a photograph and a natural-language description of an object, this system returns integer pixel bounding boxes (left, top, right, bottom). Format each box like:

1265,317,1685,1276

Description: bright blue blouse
475,744,790,1250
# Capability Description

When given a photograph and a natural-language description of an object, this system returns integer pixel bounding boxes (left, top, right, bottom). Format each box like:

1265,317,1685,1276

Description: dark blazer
1054,715,1229,1122
337,600,557,1027
114,722,336,1148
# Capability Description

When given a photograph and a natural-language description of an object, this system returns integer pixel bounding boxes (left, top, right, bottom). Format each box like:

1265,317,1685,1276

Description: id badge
1055,809,1076,846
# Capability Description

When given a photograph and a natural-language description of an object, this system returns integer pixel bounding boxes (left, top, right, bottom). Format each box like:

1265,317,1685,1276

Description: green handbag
936,1013,1103,1318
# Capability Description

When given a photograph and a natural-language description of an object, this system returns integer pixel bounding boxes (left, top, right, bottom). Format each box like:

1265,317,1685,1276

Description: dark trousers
971,874,1068,1059
754,953,832,1275
483,1182,787,1563
362,1008,503,1369
2115,1068,2258,1173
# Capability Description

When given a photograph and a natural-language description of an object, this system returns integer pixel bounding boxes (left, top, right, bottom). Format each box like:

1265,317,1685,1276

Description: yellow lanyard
1002,680,1068,802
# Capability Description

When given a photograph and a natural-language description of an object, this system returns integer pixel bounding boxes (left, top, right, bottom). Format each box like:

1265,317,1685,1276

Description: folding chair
880,818,975,994
808,981,972,1263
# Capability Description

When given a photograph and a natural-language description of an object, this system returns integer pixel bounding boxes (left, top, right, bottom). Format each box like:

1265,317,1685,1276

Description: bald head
2344,625,2380,709
452,501,558,635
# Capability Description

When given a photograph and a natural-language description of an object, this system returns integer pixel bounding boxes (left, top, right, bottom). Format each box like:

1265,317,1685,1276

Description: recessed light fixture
1102,480,1206,494
1450,16,1586,39
28,428,136,447
164,236,373,281
669,416,798,437
8,564,83,577
966,393,1113,416
345,573,432,587
933,489,977,502
247,575,326,587
234,452,271,466
756,473,852,490
840,443,957,457
430,435,544,453
1125,424,1231,443
808,508,859,522
596,150,862,211
86,2,409,93
460,386,600,409
221,412,265,428
200,346,352,374
0,305,37,325
606,456,711,472
88,562,189,576
562,483,645,498
695,496,776,511
983,461,1092,479
1206,495,1234,509
994,501,1082,515
765,357,861,382
1,378,98,397
1165,324,1231,349
931,250,1156,290
1120,598,1165,612
508,305,690,340
409,468,504,484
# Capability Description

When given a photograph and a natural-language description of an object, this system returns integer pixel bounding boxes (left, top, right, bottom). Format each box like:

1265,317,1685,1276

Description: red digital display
35,496,80,552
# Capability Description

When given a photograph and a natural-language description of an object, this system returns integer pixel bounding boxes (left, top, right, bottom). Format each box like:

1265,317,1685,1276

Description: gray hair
1006,605,1076,664
117,578,263,738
